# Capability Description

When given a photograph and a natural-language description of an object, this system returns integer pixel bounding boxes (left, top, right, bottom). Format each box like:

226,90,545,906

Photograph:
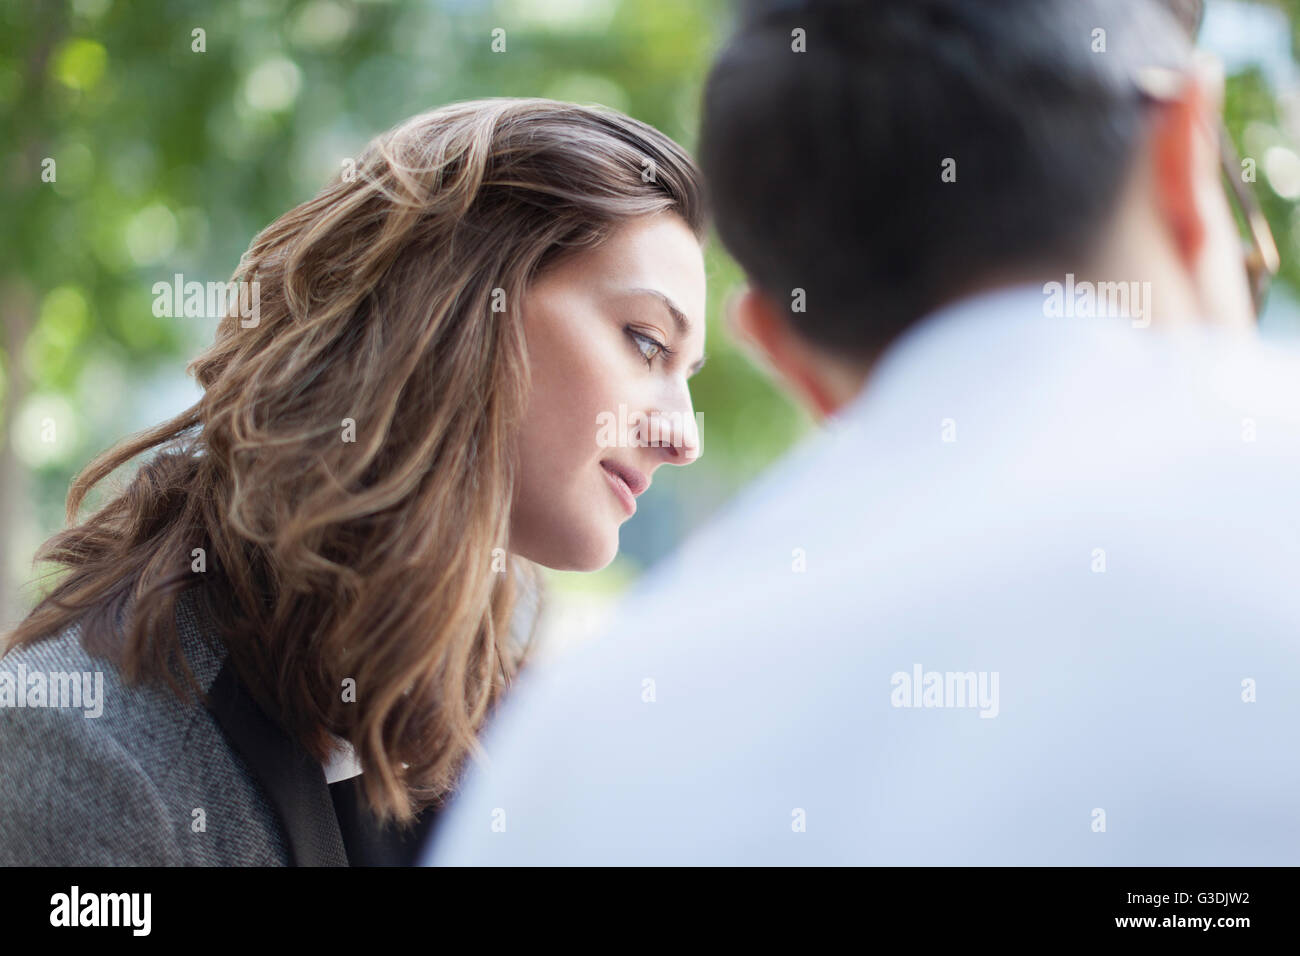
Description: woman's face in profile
511,211,707,571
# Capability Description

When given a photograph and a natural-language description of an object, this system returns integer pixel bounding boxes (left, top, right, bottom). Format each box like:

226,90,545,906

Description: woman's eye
628,329,666,366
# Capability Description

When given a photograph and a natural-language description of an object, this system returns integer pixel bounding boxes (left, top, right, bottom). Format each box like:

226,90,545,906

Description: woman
0,98,707,865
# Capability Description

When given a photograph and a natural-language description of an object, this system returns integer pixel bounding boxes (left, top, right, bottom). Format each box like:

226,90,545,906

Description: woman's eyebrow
628,287,707,376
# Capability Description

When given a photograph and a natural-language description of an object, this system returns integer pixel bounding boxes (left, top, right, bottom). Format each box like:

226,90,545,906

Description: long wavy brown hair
4,98,705,826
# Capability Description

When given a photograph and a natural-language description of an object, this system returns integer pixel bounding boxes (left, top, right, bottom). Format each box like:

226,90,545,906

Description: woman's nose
645,405,701,464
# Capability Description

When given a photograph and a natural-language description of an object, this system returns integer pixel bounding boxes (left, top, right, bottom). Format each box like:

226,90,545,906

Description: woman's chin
565,531,620,572
519,525,620,573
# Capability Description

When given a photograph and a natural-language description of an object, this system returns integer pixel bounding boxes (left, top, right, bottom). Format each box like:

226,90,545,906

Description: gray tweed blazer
0,590,400,866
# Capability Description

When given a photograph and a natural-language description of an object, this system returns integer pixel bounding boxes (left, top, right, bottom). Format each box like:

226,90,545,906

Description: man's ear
727,286,845,420
1149,70,1218,269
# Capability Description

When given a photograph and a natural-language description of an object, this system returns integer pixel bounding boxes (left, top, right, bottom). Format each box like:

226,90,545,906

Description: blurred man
425,0,1300,864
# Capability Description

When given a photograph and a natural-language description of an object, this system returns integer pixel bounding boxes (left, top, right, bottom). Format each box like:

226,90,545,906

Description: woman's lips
601,462,637,516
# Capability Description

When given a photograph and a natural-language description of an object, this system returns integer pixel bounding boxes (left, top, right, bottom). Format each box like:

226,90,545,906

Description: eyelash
627,327,673,368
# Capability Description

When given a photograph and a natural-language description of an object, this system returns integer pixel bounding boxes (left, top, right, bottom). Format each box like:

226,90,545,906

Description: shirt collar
827,282,1135,432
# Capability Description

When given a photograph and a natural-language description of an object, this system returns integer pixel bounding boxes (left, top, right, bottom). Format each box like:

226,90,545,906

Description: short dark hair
700,0,1194,358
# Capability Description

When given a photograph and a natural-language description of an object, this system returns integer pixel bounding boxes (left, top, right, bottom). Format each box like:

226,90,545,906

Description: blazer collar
205,657,349,866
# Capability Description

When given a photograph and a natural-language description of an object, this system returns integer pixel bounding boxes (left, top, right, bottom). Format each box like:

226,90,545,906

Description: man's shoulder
665,312,1300,570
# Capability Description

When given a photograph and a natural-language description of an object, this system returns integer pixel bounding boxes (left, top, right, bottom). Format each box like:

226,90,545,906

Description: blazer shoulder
0,594,233,865
0,686,184,865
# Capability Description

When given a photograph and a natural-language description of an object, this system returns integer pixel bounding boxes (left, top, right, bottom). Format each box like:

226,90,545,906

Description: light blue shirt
425,286,1300,865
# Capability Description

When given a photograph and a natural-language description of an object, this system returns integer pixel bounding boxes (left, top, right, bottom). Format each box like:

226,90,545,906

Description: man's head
701,0,1256,417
